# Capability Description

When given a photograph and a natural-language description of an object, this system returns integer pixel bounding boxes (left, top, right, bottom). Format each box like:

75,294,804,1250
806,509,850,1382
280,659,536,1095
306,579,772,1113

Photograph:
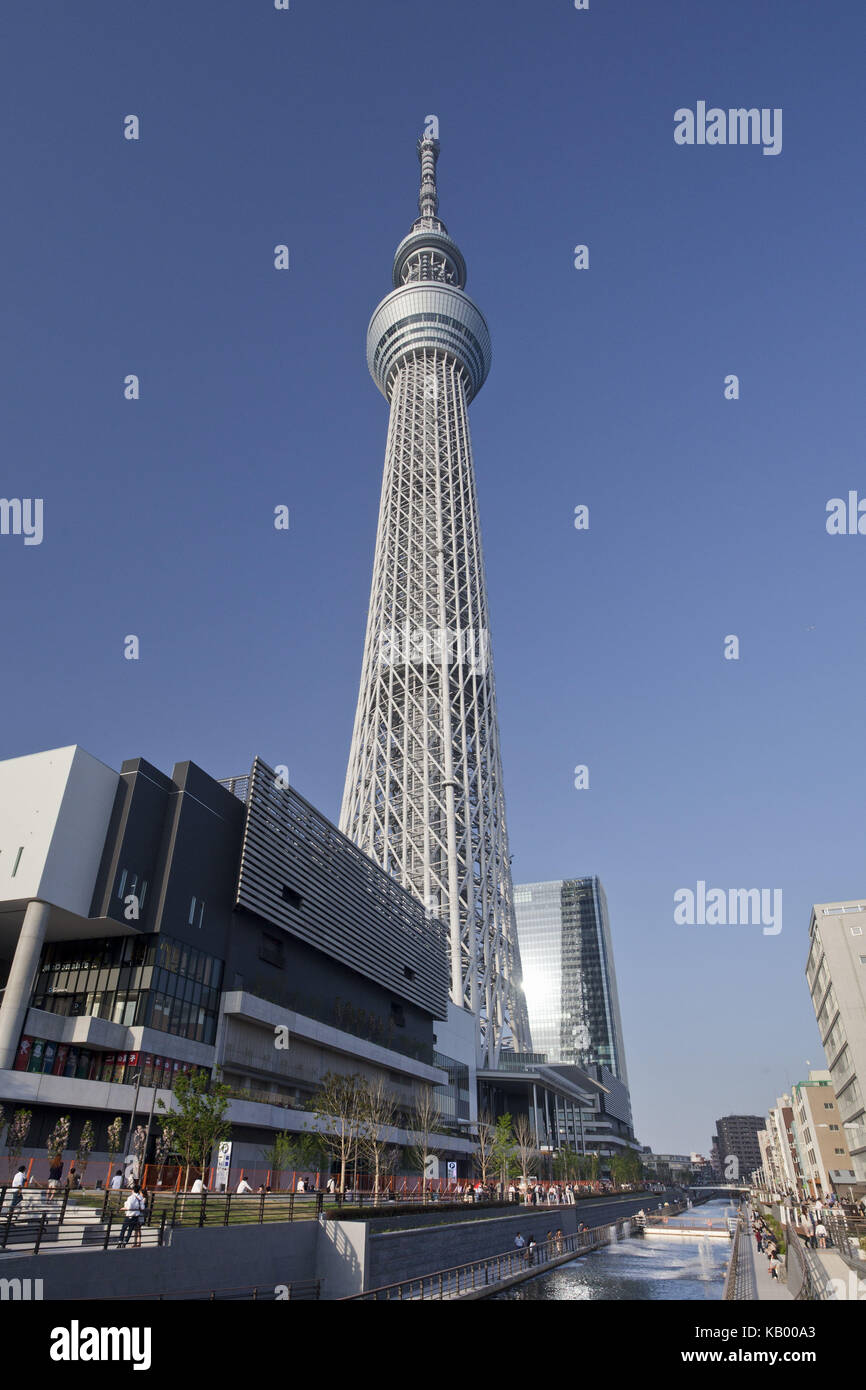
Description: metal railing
0,1203,168,1256
343,1218,631,1300
101,1188,326,1230
786,1223,823,1301
823,1211,866,1267
86,1278,321,1301
0,1185,325,1254
722,1215,745,1300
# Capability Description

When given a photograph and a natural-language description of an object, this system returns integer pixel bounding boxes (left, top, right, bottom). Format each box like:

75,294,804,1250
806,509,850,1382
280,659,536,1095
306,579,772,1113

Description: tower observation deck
340,133,530,1066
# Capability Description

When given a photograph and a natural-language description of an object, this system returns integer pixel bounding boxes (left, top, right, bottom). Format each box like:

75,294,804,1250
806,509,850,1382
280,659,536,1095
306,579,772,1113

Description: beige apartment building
807,900,866,1181
790,1070,856,1197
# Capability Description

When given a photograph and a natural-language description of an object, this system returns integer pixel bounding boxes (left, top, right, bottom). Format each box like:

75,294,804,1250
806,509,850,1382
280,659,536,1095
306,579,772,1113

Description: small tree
6,1108,32,1180
309,1072,364,1197
408,1085,442,1204
158,1070,231,1189
261,1130,297,1189
514,1113,537,1180
130,1124,148,1181
106,1115,124,1181
76,1121,95,1183
357,1077,398,1205
153,1125,175,1187
260,1129,327,1190
491,1113,517,1186
46,1114,70,1164
473,1111,497,1187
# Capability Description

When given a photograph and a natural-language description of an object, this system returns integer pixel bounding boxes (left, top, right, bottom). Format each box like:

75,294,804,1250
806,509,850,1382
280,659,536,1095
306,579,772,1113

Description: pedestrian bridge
688,1185,749,1192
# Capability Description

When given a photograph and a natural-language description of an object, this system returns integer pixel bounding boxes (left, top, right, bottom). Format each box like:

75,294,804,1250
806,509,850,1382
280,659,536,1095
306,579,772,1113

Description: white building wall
0,746,119,913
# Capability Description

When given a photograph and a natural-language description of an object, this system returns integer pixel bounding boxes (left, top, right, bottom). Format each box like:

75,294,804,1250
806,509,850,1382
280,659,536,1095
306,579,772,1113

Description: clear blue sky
2,1,864,1154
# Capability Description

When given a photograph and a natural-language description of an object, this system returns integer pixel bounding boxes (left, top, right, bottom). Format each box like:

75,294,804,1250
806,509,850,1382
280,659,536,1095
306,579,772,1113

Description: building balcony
218,991,447,1087
22,1006,215,1069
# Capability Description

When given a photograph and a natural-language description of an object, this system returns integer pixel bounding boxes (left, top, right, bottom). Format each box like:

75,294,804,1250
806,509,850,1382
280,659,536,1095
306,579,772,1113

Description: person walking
117,1184,145,1248
130,1185,147,1248
236,1177,253,1194
7,1166,27,1220
815,1220,828,1249
47,1155,63,1201
109,1169,123,1191
514,1232,526,1263
768,1253,781,1281
554,1228,564,1255
527,1237,537,1266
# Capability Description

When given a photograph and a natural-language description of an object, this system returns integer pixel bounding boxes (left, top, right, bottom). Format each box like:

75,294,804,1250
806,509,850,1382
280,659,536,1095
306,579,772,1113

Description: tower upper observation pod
367,135,491,402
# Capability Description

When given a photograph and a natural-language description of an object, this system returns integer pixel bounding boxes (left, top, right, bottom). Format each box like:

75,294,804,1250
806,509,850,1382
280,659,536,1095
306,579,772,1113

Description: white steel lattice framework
340,134,531,1066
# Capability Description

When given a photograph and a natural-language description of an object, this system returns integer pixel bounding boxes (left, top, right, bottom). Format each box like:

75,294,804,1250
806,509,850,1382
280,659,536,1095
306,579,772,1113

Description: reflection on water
491,1200,736,1301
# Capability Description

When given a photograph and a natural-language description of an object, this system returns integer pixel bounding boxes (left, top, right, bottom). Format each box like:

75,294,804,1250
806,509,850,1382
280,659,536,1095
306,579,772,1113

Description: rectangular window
281,884,303,909
259,934,284,968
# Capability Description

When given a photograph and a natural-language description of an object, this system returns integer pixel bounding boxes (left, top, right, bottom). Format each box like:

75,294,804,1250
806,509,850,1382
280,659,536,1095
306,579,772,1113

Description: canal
490,1199,737,1300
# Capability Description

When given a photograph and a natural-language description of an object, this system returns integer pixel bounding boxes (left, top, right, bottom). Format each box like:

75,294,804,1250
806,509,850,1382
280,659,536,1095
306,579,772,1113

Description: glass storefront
31,934,224,1045
12,1034,202,1088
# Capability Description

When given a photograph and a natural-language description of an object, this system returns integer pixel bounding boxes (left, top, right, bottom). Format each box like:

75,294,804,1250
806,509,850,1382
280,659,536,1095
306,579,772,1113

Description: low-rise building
790,1070,856,1198
0,746,476,1180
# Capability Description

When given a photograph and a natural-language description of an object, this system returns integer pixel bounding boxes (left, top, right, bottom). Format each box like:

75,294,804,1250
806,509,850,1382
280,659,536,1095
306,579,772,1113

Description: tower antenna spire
417,132,440,221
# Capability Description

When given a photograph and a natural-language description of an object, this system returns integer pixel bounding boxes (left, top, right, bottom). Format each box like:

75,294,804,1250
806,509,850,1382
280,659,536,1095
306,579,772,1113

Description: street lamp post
122,1072,143,1177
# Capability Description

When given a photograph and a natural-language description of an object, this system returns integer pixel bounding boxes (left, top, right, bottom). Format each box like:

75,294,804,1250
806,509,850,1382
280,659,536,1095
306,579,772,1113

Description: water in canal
491,1199,737,1300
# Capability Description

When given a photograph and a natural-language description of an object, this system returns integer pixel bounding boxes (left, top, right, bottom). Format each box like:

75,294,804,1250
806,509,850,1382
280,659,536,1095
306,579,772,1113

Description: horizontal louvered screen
235,758,449,1018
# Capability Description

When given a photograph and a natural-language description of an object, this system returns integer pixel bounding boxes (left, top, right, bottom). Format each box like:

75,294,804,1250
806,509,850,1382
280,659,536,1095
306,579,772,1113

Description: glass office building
513,877,629,1087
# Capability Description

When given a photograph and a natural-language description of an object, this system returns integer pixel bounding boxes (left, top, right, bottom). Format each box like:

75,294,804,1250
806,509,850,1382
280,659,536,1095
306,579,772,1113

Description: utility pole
122,1071,143,1176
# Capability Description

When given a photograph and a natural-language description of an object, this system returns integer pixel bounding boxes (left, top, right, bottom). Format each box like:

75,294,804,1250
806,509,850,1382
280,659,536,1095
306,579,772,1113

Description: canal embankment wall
0,1190,678,1301
362,1192,667,1292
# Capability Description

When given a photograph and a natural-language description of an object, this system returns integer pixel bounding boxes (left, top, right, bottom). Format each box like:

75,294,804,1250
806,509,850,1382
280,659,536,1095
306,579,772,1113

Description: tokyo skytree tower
340,131,530,1065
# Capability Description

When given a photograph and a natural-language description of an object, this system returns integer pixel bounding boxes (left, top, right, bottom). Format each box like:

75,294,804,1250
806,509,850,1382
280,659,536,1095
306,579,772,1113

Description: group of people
5,1160,83,1219
454,1180,583,1206
511,1182,580,1206
47,1157,83,1196
752,1217,783,1281
513,1226,587,1266
795,1199,832,1250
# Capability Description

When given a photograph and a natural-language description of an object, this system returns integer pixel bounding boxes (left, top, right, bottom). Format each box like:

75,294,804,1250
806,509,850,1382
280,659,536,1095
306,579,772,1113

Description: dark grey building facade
0,745,476,1181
